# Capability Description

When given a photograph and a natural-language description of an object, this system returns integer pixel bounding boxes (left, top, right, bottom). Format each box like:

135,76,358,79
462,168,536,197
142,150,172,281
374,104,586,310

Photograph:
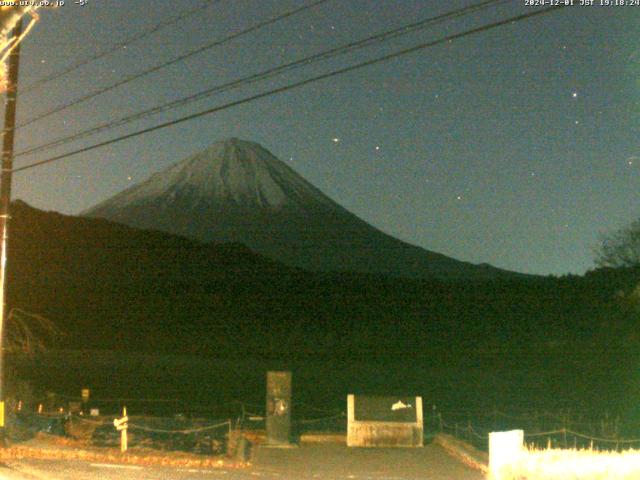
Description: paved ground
0,443,485,480
253,443,485,480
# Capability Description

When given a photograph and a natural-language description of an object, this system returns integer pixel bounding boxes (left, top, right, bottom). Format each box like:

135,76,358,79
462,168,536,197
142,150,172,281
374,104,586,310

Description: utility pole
0,18,23,444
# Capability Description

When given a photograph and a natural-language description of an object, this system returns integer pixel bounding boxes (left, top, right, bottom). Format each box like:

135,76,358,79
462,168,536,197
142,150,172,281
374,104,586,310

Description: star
456,195,462,201
375,146,380,151
571,92,578,98
332,138,340,143
127,176,132,181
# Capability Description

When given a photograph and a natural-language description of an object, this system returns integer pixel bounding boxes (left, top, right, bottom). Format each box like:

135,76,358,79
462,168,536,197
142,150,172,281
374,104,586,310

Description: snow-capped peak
91,138,334,211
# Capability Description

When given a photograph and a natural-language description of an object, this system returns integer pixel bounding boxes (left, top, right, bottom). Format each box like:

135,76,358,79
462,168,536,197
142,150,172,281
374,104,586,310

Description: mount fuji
84,138,516,280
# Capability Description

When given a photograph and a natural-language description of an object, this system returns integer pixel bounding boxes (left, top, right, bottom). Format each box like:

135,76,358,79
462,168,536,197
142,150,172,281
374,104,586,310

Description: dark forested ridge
6,200,640,420
7,200,638,359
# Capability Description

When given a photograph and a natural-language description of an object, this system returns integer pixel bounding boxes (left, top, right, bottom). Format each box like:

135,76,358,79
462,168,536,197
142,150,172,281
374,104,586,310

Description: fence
6,394,347,456
239,402,640,454
44,394,348,429
236,400,347,434
15,393,640,456
7,410,232,456
429,407,640,452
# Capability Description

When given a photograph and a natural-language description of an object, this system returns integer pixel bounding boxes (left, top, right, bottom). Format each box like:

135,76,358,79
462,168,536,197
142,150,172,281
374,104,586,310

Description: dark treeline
5,201,640,425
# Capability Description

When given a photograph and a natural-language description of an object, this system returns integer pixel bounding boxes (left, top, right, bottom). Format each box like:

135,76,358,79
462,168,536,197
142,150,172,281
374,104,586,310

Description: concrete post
265,371,291,446
489,429,524,480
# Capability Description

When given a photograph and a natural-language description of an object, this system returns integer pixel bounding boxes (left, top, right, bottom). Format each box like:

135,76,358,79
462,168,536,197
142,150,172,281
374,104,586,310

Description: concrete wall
347,395,423,447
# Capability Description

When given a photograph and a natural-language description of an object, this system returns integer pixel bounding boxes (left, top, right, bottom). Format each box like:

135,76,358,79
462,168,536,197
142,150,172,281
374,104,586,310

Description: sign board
354,396,418,422
113,416,129,430
347,394,423,447
265,371,291,446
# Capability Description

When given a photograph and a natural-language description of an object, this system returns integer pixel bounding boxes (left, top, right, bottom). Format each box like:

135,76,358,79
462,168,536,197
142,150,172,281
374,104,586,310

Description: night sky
8,0,640,276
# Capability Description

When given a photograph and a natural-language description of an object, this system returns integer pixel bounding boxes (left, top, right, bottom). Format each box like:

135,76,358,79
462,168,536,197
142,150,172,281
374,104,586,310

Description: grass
0,432,247,469
498,445,640,480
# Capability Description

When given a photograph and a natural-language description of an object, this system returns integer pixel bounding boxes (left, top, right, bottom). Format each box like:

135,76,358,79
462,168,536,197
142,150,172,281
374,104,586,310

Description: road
0,443,486,480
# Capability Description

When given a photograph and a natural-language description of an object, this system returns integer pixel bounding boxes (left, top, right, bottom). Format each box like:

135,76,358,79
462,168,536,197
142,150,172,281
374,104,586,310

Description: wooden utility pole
0,18,23,443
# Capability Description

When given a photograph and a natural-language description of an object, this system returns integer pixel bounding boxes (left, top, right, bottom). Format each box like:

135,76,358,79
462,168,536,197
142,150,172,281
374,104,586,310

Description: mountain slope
7,200,294,353
5,201,638,426
84,138,519,280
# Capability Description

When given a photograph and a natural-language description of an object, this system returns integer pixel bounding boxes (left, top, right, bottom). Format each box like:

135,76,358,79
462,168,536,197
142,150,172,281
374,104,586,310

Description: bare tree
595,219,640,269
2,308,60,419
5,308,60,354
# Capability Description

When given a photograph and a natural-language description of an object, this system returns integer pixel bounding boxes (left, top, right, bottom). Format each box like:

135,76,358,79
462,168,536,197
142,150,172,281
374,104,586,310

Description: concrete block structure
347,394,423,447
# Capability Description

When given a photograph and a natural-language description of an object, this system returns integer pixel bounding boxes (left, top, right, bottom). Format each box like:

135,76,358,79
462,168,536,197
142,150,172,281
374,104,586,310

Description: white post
114,406,129,453
489,429,523,480
121,406,128,453
346,394,355,447
415,397,423,447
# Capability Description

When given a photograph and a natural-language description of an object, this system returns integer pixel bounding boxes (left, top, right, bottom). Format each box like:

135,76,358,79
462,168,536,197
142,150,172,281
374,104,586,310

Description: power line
16,0,331,129
12,5,569,174
22,0,221,94
15,0,508,159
